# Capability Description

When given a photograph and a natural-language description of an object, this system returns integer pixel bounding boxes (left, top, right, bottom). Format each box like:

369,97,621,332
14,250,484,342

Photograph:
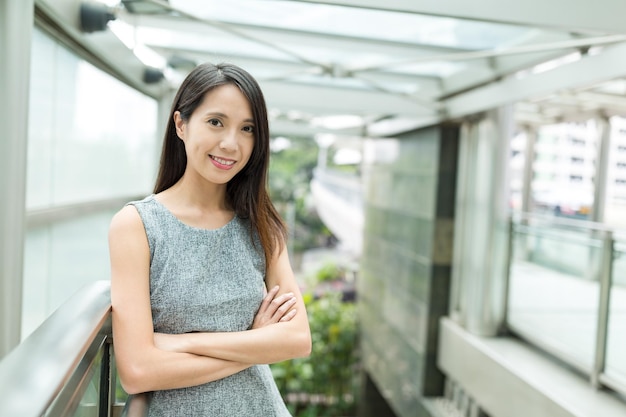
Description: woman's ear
173,111,185,140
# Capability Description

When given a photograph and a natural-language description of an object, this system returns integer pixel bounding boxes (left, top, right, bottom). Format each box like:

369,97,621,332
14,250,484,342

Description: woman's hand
251,285,297,329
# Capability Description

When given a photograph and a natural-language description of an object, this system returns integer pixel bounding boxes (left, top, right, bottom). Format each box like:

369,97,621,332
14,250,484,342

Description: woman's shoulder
121,195,161,225
109,204,144,235
125,194,156,208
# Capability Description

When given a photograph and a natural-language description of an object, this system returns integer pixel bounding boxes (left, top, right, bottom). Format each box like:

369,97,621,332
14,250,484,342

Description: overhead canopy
37,0,626,136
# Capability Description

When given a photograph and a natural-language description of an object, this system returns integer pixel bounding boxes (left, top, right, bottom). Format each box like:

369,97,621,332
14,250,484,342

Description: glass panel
605,239,626,384
28,28,158,210
508,220,602,371
134,26,291,61
70,349,103,417
130,0,535,83
21,210,117,340
23,27,159,338
171,0,532,49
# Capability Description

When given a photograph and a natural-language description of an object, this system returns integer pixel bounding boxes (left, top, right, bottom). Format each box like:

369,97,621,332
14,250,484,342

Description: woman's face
174,83,255,186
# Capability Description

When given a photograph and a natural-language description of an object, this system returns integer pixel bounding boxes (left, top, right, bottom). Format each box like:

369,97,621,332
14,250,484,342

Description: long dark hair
154,62,287,267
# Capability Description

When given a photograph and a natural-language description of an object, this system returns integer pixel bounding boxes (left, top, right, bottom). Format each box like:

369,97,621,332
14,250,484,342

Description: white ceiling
37,0,626,137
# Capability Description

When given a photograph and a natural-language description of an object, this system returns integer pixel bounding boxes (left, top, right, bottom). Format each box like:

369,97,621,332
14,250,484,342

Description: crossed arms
109,205,312,395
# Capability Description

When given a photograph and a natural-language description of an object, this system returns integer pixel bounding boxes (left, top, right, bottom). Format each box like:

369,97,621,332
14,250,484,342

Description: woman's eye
208,118,222,127
242,125,255,134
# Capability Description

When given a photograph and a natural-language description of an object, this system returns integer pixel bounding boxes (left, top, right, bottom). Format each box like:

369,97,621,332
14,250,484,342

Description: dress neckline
149,194,237,232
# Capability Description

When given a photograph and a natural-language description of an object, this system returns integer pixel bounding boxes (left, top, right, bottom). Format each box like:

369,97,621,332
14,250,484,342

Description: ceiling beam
442,31,585,96
131,13,474,62
149,45,444,99
287,0,626,34
259,80,440,119
443,41,626,119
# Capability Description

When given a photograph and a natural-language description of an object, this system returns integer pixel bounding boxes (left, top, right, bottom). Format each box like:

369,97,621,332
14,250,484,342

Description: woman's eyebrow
203,111,254,123
203,111,228,118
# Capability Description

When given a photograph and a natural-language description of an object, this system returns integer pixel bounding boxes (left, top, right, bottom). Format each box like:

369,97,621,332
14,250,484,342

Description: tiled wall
358,124,460,417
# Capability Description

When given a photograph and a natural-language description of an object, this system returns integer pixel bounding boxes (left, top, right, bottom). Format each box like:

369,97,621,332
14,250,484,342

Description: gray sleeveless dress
129,195,291,417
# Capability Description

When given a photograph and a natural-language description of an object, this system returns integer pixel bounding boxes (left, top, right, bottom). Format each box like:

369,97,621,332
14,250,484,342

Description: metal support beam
521,126,537,214
591,231,613,388
0,0,34,358
591,115,611,223
444,42,626,120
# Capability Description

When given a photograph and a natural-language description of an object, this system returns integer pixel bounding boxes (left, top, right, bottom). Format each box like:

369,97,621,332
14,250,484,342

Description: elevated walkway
310,167,363,257
0,281,147,417
509,261,626,378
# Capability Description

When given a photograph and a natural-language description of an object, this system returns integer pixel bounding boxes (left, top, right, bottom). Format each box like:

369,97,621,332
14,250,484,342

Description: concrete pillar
458,105,513,336
0,0,33,358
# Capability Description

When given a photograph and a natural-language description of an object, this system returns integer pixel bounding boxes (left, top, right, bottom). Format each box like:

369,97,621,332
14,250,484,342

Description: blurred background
2,1,626,416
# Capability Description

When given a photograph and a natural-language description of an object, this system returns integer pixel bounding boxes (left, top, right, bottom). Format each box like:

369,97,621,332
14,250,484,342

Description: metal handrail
26,195,144,229
508,213,626,399
0,280,112,416
513,210,626,238
514,223,607,249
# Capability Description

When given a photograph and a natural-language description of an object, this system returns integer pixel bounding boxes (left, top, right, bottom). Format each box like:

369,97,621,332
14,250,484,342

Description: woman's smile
210,154,236,169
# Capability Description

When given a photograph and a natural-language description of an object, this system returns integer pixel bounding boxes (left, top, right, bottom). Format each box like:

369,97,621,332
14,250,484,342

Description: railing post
591,230,613,388
499,216,514,334
99,339,112,417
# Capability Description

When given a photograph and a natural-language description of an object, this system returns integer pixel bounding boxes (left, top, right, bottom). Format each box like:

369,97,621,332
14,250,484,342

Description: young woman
109,62,311,416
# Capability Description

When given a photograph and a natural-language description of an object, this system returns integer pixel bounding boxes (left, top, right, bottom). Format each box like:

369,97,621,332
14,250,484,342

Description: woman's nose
219,130,237,151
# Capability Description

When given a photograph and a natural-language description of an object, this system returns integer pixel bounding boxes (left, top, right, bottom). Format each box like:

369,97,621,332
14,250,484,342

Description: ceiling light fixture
79,1,117,33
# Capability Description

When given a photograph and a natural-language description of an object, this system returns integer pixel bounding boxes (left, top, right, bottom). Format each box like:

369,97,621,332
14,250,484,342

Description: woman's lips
210,155,236,169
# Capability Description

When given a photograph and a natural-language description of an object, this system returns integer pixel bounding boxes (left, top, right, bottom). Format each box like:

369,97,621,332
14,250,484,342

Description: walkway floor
508,261,626,382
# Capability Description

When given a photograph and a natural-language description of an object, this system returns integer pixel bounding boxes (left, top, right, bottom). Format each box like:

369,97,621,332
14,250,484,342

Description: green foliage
271,292,360,416
315,262,345,283
269,136,318,203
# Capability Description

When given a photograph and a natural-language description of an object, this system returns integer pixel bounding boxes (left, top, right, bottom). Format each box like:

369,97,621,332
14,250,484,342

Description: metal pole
519,125,536,262
0,0,34,358
588,115,611,281
520,125,536,215
98,341,112,417
590,114,611,223
499,217,515,335
591,231,613,388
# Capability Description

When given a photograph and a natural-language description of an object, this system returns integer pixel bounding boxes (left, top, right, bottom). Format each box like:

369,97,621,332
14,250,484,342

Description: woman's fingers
272,295,296,321
252,286,298,328
258,285,280,314
279,308,297,322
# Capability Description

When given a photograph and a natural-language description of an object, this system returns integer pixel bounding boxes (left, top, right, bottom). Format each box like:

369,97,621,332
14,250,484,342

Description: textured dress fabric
128,195,291,417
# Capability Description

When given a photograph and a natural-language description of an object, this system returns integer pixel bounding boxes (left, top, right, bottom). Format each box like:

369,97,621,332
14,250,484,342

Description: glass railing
0,278,150,417
605,239,626,390
0,281,113,416
507,212,626,397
